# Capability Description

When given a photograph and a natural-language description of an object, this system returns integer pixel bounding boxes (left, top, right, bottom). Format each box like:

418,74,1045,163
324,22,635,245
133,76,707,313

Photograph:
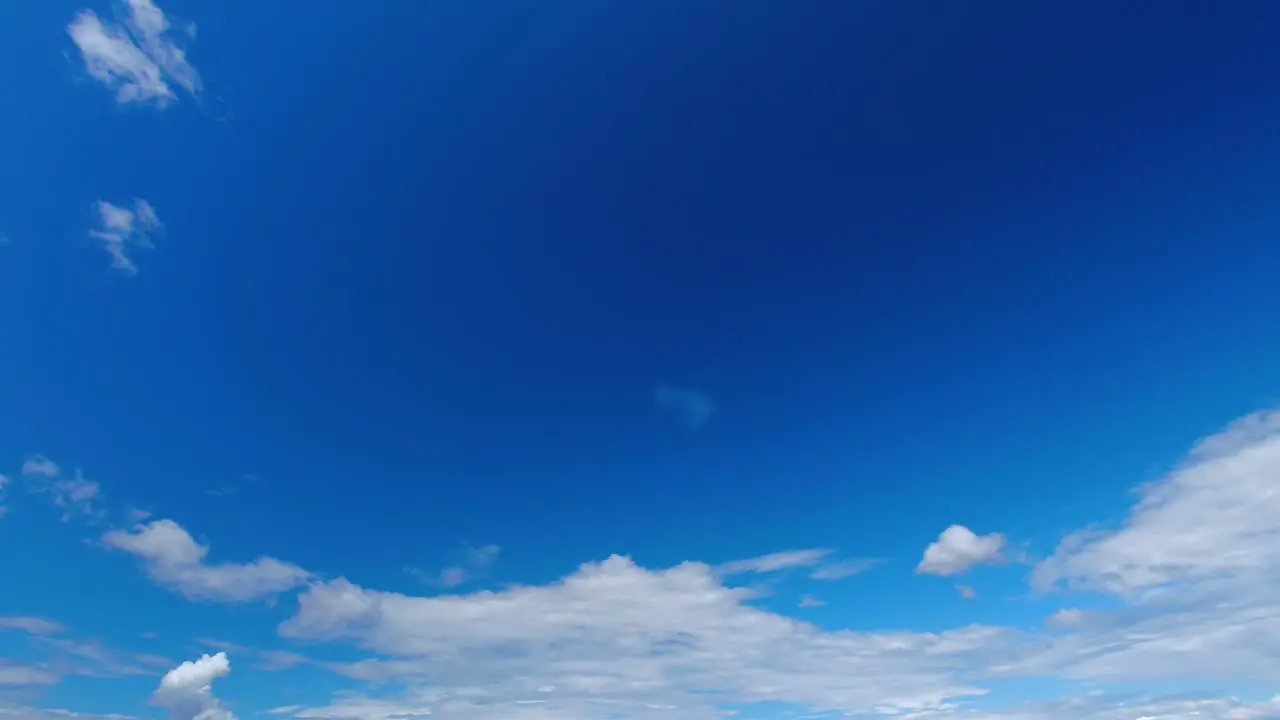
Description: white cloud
67,0,200,107
87,199,160,274
956,584,977,599
715,548,831,575
899,692,1280,720
153,653,234,720
798,594,825,608
21,456,59,479
0,704,142,720
0,616,66,635
917,525,1006,576
18,407,1280,719
715,549,878,581
1033,409,1280,599
102,519,311,602
654,384,716,430
281,556,1002,716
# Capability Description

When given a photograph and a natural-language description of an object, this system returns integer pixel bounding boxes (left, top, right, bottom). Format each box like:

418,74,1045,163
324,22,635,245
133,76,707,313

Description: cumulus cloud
67,0,200,107
87,199,160,275
153,653,234,720
654,383,716,430
103,519,311,602
19,407,1280,719
917,525,1006,576
281,556,1001,716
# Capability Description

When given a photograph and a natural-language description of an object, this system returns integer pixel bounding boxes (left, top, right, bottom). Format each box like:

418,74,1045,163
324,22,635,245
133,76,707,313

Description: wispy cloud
21,455,59,479
67,0,200,107
809,558,881,580
716,548,879,581
410,543,501,589
103,519,311,602
0,616,66,636
654,383,716,430
0,662,61,686
20,457,103,522
916,525,1006,576
715,548,831,575
799,594,825,608
87,199,160,275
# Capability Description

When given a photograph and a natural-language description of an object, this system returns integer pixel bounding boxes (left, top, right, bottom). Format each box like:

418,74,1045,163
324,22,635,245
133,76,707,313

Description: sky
2,0,1280,718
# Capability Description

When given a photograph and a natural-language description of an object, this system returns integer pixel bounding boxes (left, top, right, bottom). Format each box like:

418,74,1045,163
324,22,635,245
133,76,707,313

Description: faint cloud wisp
654,383,716,431
87,199,160,275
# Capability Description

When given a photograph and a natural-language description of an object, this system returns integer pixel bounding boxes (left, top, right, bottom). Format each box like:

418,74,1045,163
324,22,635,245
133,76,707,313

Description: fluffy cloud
153,653,234,720
1033,410,1280,598
87,199,160,275
16,407,1280,719
281,556,1003,716
67,0,199,107
102,519,311,602
917,525,1006,576
654,384,716,430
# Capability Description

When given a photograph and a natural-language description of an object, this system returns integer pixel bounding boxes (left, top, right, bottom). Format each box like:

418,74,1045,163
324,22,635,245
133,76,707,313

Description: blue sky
2,0,1280,718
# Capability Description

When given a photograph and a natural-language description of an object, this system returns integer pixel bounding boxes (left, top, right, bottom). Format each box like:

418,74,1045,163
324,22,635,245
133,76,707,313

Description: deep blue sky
2,2,1280,719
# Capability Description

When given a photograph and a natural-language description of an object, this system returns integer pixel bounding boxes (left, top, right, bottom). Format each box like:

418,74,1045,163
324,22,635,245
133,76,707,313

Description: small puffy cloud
67,0,200,107
103,519,311,602
956,584,977,599
654,383,716,430
0,616,66,635
153,653,234,720
798,594,825,608
917,525,1006,576
88,199,160,275
21,455,59,479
